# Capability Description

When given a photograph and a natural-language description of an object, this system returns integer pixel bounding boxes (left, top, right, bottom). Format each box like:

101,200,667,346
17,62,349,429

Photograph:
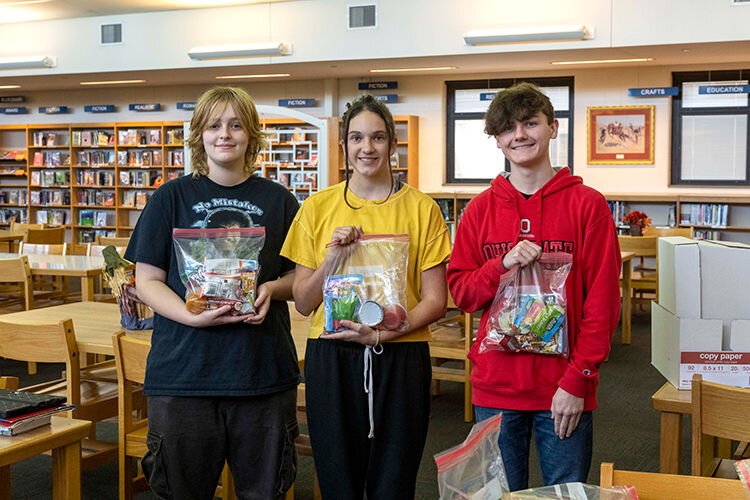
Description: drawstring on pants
363,343,383,439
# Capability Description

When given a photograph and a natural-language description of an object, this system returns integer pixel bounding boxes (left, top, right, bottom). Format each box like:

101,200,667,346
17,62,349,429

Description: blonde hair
187,87,267,176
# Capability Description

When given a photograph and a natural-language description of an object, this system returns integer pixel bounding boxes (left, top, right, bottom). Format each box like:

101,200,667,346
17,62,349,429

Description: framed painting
587,105,654,164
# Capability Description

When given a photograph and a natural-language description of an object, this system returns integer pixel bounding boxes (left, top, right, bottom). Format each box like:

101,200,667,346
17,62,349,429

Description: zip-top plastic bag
505,483,637,499
173,227,265,315
434,413,509,500
323,234,409,333
481,252,573,356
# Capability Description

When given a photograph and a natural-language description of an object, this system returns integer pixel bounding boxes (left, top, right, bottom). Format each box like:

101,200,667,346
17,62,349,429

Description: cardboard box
731,320,750,351
658,237,700,318
652,302,750,389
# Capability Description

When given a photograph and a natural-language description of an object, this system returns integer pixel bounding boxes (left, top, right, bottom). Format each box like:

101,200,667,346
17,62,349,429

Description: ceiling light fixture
215,73,291,79
188,42,291,60
369,66,457,73
0,84,21,89
0,55,56,70
80,79,146,86
551,57,653,65
464,25,593,45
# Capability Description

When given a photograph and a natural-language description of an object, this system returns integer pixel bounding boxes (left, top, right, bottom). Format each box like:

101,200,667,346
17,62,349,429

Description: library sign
279,98,317,108
372,94,398,103
177,102,196,110
358,81,397,90
0,107,28,114
84,105,116,113
39,106,70,114
0,96,25,104
129,103,162,112
698,85,750,95
627,87,679,97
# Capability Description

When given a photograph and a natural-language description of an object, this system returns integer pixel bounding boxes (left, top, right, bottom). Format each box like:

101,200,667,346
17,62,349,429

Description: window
671,70,750,185
445,76,574,184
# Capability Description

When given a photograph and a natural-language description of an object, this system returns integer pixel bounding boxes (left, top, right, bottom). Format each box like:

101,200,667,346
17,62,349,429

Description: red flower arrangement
623,210,651,227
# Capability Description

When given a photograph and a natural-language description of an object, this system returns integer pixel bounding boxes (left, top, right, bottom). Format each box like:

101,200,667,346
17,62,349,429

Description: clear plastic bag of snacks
173,227,265,315
506,482,637,499
434,413,509,500
480,252,573,356
323,234,409,333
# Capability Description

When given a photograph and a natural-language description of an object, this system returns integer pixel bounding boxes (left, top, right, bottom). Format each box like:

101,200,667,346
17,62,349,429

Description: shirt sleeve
419,198,452,271
280,200,319,270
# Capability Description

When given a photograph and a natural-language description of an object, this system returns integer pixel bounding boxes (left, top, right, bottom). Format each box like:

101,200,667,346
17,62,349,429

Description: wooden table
0,253,104,302
651,382,691,474
620,251,634,344
0,416,92,500
0,230,24,252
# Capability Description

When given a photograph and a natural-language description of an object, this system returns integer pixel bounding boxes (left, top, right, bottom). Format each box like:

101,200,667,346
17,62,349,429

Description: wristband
373,329,383,355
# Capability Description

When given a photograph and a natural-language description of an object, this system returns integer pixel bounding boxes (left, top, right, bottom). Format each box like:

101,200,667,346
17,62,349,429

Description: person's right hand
329,225,363,247
187,305,253,328
502,240,542,270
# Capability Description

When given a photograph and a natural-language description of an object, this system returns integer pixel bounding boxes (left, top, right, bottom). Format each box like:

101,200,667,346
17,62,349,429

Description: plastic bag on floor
505,482,637,499
434,413,508,499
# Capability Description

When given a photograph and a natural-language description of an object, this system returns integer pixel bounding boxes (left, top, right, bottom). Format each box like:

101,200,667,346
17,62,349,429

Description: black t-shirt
125,174,300,397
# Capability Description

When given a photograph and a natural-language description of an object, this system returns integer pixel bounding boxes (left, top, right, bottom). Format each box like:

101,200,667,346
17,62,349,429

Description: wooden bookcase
0,125,28,226
427,191,476,243
336,115,419,187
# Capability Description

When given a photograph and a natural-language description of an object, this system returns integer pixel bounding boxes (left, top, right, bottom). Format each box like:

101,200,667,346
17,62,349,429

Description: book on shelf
135,191,148,209
122,191,135,207
79,209,94,226
51,210,65,225
81,131,92,147
35,209,48,224
32,152,43,166
95,211,108,227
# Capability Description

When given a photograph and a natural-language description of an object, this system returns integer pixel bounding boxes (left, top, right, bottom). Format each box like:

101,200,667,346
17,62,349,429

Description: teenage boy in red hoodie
447,82,621,491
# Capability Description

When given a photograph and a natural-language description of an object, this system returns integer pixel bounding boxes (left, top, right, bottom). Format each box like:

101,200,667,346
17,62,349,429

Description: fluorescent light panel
188,42,291,60
0,84,21,89
370,66,457,73
464,25,592,45
551,57,653,65
80,79,146,86
0,55,55,69
215,73,291,79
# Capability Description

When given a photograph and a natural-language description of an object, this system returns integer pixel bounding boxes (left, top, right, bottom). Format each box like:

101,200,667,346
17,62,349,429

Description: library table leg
52,441,82,500
0,464,10,500
621,262,632,345
659,411,682,474
80,277,95,302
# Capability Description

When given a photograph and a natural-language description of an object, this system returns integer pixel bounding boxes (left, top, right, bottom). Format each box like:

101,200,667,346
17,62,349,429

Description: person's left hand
551,387,584,439
243,283,272,325
322,319,379,345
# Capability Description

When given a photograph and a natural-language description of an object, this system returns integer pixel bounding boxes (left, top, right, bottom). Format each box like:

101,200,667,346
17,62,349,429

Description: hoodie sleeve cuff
558,365,595,399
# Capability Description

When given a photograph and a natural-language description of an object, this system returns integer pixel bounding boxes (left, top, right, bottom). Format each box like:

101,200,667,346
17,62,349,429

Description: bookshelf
336,115,419,187
427,192,476,243
0,126,28,226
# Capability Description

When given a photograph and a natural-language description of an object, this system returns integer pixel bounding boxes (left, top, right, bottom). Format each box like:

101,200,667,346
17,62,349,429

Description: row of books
0,190,27,205
165,128,184,145
77,170,116,187
118,129,161,146
31,170,70,187
30,190,70,206
122,190,151,209
79,209,113,227
77,150,116,167
35,209,66,225
167,150,184,166
76,190,116,207
79,228,116,243
31,131,69,147
0,208,25,224
694,229,722,241
71,129,115,147
267,129,317,143
274,172,318,190
118,150,162,167
121,170,159,187
32,151,71,167
679,203,729,227
0,150,25,161
0,389,72,437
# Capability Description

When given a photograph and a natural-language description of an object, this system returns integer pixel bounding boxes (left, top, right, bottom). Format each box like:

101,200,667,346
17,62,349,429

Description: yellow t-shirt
280,182,452,341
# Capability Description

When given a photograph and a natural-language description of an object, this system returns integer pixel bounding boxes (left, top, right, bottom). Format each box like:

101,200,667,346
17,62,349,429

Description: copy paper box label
679,351,750,389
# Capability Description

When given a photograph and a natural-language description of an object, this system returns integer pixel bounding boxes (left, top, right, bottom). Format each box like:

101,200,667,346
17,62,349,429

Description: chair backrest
0,376,20,390
644,226,694,238
113,331,150,433
600,462,744,499
617,235,658,258
19,242,68,255
0,318,81,410
691,374,750,475
23,226,65,244
87,244,127,257
0,256,34,310
10,222,44,232
98,236,130,247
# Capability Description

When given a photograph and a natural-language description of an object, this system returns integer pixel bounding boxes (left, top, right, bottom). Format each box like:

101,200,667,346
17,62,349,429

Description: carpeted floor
3,307,680,499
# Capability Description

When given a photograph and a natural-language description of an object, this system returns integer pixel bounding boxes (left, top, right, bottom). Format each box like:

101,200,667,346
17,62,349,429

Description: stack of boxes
652,237,750,389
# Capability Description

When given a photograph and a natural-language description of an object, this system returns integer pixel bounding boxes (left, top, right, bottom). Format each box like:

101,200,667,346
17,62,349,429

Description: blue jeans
474,406,593,492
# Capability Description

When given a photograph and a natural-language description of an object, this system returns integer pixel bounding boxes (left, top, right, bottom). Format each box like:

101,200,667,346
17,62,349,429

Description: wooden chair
0,256,35,373
18,241,70,305
0,376,19,390
18,242,68,255
9,221,44,232
112,331,236,500
87,244,127,257
0,318,120,469
600,462,744,499
691,374,750,478
98,236,131,248
618,235,659,305
23,226,65,245
644,226,695,238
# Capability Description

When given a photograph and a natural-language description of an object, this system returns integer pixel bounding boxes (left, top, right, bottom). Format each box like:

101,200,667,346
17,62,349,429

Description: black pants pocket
142,430,171,499
276,421,300,497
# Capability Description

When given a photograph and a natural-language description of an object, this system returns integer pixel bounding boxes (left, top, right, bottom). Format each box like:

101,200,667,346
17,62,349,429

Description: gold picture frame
587,105,655,164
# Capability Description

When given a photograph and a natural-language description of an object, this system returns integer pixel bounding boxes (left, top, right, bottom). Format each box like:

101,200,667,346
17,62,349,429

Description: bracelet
373,329,383,355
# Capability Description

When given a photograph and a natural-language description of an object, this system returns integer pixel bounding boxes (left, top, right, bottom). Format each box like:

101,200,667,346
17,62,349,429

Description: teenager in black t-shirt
126,87,299,499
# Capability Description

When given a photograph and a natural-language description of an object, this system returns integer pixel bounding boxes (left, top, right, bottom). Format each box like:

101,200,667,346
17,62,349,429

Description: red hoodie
447,167,621,411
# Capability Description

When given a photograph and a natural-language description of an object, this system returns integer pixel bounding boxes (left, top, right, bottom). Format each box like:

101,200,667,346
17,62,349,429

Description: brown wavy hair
188,86,267,176
484,82,555,136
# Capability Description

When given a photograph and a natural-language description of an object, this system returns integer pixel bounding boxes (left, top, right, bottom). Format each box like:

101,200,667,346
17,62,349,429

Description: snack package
505,482,637,499
434,413,509,500
173,227,265,315
323,234,409,333
481,252,573,356
101,245,154,330
736,458,750,499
